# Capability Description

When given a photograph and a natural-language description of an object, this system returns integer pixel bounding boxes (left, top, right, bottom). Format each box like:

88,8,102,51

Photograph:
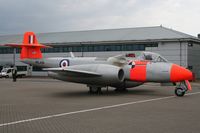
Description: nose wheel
174,81,189,97
175,87,186,97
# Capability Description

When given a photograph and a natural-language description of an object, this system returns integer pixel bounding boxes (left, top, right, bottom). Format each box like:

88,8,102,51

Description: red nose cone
170,64,193,82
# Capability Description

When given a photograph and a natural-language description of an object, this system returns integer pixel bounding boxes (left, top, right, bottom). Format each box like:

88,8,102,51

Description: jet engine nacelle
48,64,125,86
93,64,125,85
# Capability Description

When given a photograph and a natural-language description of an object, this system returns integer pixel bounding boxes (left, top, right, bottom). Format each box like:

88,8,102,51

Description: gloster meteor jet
3,32,194,96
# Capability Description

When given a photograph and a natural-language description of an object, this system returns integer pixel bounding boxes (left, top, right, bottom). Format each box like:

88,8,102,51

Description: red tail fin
4,32,50,59
21,32,42,59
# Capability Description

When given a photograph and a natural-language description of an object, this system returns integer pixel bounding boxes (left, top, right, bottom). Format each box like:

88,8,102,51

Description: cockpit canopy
138,52,168,62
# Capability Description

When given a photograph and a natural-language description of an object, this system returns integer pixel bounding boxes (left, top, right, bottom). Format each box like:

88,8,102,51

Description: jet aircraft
3,32,194,96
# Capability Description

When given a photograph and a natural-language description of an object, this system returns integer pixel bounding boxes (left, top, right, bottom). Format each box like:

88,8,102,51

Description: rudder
23,32,38,44
4,32,50,59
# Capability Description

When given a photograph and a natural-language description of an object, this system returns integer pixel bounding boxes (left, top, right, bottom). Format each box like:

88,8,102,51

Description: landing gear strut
175,81,188,97
88,86,102,94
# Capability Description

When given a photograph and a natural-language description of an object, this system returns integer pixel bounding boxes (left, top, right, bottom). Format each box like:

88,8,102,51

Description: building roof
0,26,200,44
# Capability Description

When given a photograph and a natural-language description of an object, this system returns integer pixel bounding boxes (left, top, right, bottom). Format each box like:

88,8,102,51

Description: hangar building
0,26,200,78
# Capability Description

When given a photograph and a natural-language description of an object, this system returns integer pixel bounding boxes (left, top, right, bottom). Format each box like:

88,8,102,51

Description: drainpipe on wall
13,48,16,67
179,40,182,66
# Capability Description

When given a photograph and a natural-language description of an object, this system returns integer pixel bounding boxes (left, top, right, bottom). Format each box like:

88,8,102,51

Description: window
82,46,88,52
41,49,45,53
54,46,62,52
133,45,139,50
88,46,94,52
94,45,104,51
17,66,27,71
7,69,12,73
140,52,168,62
33,66,43,71
125,44,133,51
63,46,69,52
16,48,21,53
151,43,158,47
115,45,121,51
72,46,82,52
139,45,145,50
105,45,112,51
145,43,158,47
156,56,167,62
188,66,193,70
42,47,50,53
188,43,193,47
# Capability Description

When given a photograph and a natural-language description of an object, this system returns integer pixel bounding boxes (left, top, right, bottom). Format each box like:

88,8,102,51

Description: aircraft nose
170,64,193,82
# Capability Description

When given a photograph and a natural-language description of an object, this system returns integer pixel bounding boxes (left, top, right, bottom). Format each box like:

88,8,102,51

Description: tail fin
4,32,50,59
21,32,44,59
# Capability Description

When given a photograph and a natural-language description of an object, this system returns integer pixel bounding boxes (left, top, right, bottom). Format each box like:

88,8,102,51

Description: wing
43,67,101,77
0,43,22,48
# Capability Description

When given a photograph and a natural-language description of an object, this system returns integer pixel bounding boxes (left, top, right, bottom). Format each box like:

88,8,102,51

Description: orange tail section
5,32,50,59
21,32,43,59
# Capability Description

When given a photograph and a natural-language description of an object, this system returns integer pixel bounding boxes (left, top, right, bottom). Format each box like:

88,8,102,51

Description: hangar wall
188,43,200,78
145,42,188,67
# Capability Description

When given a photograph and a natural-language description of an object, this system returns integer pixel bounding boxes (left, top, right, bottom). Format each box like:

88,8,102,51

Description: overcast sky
0,0,200,36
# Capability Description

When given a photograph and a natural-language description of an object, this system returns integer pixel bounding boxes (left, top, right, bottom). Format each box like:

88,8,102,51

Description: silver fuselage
21,55,192,89
22,57,143,88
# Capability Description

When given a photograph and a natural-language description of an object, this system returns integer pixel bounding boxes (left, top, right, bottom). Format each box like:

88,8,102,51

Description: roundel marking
128,61,135,69
59,59,70,68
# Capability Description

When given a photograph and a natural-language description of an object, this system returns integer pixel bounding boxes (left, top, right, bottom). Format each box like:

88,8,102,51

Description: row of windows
0,66,43,72
0,43,158,54
0,48,21,54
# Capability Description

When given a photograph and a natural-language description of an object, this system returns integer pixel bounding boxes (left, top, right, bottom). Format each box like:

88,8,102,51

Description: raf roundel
60,59,70,68
128,61,135,68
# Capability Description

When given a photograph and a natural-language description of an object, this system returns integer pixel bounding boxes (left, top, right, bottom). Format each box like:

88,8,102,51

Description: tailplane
5,32,50,59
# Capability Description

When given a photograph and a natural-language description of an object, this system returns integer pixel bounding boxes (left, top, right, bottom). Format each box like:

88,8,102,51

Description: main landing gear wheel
175,87,185,97
89,86,102,94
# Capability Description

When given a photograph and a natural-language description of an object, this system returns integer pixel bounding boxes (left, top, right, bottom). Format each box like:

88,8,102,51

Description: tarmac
0,78,200,133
